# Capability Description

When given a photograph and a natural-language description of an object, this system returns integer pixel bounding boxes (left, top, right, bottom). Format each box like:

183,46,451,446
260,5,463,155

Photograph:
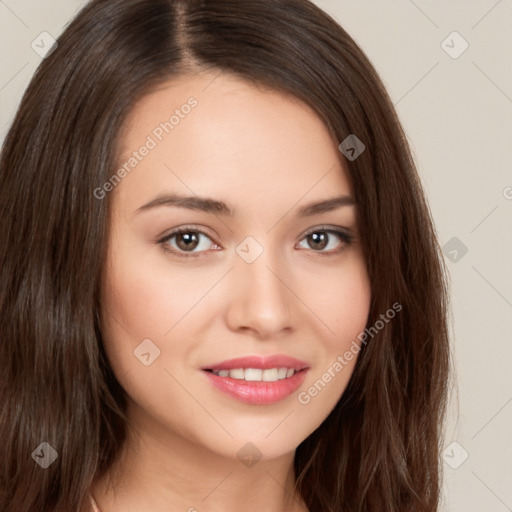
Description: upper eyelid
157,225,218,245
301,225,352,236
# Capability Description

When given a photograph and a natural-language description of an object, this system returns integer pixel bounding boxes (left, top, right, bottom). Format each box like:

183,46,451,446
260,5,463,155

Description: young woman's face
101,71,371,461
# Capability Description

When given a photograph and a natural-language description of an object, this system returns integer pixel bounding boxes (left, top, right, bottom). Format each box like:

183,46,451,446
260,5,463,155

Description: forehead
113,71,353,213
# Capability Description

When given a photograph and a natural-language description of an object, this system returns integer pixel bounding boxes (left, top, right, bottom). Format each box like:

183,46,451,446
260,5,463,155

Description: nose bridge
236,236,289,304
227,235,292,335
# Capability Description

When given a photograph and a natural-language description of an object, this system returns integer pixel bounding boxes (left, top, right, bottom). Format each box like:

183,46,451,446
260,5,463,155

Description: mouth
203,367,305,381
201,354,310,405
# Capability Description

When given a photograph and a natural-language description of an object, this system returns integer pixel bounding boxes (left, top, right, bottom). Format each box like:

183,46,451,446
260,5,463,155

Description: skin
91,70,371,512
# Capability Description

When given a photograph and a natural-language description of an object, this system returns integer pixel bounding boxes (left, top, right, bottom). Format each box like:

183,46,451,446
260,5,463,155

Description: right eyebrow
135,194,234,216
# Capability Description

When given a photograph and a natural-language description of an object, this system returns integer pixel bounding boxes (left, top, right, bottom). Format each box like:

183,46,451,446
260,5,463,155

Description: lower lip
202,369,309,405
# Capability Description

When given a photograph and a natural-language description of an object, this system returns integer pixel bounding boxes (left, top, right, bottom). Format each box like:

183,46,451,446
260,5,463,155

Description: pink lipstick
201,354,309,405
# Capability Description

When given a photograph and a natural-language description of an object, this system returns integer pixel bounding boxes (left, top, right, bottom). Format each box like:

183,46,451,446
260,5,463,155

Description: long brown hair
0,1,452,510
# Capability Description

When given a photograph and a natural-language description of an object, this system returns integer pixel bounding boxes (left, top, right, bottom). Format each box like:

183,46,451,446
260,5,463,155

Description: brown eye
298,228,353,256
158,227,218,259
306,231,329,250
175,232,200,251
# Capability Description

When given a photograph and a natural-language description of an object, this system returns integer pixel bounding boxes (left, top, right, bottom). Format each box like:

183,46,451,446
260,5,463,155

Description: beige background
1,1,512,510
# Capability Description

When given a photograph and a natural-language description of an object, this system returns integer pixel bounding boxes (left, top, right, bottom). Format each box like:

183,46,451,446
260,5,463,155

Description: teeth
245,368,262,381
262,368,279,382
229,368,245,379
212,367,298,381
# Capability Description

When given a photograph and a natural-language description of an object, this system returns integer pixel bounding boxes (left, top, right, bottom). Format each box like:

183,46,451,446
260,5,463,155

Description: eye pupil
176,232,199,251
308,232,328,250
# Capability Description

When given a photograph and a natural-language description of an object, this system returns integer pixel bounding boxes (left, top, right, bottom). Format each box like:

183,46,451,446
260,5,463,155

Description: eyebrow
135,193,355,217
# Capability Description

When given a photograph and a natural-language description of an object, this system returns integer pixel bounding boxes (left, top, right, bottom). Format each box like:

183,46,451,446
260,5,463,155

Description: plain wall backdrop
1,1,511,510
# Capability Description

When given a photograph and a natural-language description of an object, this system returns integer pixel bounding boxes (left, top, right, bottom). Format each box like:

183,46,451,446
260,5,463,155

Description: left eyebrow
297,195,355,216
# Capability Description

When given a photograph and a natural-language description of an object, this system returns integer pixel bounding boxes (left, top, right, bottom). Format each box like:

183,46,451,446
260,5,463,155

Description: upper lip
202,354,310,371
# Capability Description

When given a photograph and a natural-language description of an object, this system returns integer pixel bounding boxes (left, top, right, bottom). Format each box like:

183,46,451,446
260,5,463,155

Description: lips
201,354,310,405
201,354,309,372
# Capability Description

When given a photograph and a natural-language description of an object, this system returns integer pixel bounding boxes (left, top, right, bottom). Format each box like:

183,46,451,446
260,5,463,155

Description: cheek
99,244,192,390
99,249,208,428
297,251,371,347
333,266,372,342
102,245,208,342
294,253,370,407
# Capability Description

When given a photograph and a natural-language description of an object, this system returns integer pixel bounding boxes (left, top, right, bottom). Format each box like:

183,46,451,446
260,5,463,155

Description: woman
0,0,452,511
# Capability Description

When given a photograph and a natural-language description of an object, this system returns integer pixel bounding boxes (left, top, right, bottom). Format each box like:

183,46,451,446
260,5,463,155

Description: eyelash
157,225,354,260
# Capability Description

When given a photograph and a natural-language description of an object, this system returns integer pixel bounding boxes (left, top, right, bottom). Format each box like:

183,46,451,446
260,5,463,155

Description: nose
224,249,293,339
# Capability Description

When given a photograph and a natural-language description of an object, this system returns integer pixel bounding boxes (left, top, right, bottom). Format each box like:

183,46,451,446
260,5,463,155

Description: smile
206,367,298,381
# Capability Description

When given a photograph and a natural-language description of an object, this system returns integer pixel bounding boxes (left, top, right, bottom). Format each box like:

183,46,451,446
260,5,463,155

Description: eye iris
176,232,199,251
308,232,328,250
